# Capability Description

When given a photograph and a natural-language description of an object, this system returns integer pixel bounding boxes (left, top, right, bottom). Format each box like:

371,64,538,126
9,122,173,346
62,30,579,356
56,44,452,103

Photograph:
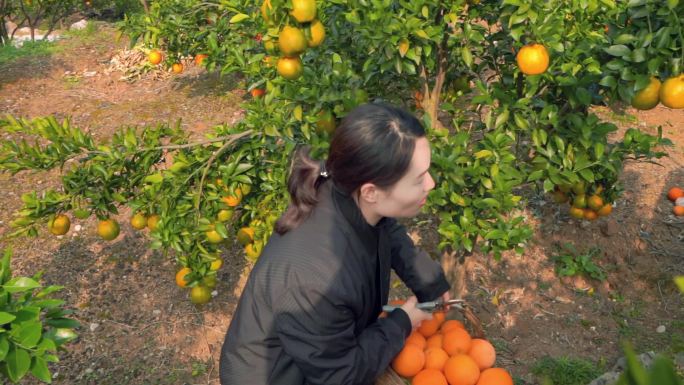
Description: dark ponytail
275,102,425,235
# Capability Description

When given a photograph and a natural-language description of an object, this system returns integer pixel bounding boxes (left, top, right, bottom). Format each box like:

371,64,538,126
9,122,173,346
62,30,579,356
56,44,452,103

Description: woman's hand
400,296,433,329
440,290,451,310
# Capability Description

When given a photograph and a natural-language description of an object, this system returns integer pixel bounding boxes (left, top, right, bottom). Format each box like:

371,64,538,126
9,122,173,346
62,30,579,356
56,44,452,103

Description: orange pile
667,186,684,216
391,313,513,385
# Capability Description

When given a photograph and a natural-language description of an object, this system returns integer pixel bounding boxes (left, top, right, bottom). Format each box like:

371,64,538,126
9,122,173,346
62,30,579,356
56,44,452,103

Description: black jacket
219,180,450,385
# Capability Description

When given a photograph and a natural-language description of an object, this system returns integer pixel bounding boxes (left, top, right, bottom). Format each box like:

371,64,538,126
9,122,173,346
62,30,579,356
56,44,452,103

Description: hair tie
319,161,330,178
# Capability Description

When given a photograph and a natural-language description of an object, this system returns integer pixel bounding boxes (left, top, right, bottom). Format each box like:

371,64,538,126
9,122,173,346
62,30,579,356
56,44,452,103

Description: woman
219,103,450,385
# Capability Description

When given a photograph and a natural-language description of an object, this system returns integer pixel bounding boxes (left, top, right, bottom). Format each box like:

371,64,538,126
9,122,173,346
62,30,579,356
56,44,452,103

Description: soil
0,23,682,385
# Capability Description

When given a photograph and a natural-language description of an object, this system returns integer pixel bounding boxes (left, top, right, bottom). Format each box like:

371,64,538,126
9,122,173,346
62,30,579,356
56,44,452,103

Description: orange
250,88,265,98
48,214,70,235
412,368,448,385
572,194,587,209
175,267,192,288
583,209,598,221
569,206,585,219
97,219,120,241
426,333,443,349
172,63,183,74
315,109,336,134
202,275,217,288
277,57,303,80
405,331,427,349
674,206,684,216
148,50,162,65
190,285,212,304
237,227,255,246
206,230,223,244
667,187,684,202
516,43,549,75
572,181,586,195
399,39,410,57
130,213,147,230
441,319,465,333
444,354,480,385
391,344,425,378
245,242,263,260
194,54,208,66
217,209,233,222
290,0,316,22
631,77,661,110
587,195,604,211
147,214,160,231
476,367,513,385
307,19,325,47
597,203,613,216
659,74,684,109
210,258,223,271
442,327,472,356
418,311,445,338
468,339,496,370
278,26,307,56
551,190,568,204
424,347,449,371
222,188,243,207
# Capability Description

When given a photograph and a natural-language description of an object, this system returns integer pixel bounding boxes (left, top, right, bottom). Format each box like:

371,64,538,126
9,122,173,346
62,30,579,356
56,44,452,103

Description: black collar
330,181,380,256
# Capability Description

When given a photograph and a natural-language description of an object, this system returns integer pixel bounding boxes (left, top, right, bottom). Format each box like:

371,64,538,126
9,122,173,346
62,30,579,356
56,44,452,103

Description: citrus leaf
3,277,40,293
0,312,16,325
229,13,250,24
6,346,31,382
30,356,52,383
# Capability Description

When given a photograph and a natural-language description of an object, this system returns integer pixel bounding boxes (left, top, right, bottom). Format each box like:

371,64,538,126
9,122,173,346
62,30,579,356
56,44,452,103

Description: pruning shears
382,298,465,313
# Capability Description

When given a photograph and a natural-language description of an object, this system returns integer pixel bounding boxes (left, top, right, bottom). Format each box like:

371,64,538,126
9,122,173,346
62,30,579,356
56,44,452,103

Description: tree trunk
441,247,469,300
140,0,150,14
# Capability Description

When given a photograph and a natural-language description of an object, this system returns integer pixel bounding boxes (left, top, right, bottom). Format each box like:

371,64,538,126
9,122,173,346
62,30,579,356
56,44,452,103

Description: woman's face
374,136,435,219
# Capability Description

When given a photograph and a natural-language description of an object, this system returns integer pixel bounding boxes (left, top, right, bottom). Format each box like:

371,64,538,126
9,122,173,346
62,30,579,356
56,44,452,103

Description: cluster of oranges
631,75,684,110
47,212,124,242
390,310,513,385
147,49,208,75
261,0,325,81
174,255,222,305
214,180,263,260
550,181,613,221
667,187,684,216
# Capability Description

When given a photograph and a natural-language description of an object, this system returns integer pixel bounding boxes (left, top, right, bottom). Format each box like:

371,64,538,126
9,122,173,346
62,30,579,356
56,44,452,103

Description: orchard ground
0,23,682,385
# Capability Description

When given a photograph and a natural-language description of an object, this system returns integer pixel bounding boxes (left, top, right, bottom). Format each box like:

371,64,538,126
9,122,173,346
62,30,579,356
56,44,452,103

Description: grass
0,40,57,66
551,243,606,281
531,356,604,385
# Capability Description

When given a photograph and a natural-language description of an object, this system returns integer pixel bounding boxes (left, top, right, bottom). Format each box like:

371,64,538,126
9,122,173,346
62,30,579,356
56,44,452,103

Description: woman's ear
358,183,379,204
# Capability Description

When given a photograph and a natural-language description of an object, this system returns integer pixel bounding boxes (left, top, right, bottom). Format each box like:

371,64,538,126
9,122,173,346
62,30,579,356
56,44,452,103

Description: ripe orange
405,331,427,349
190,285,212,304
399,39,410,57
442,327,472,356
391,344,425,378
597,203,613,216
426,333,443,349
97,219,120,241
587,195,604,211
130,213,147,230
444,354,480,385
667,187,684,202
315,109,336,134
441,319,465,333
468,339,496,370
237,227,255,246
176,267,192,288
418,311,446,338
277,57,303,80
250,88,265,98
412,368,448,385
659,74,684,109
414,90,424,101
147,214,160,231
206,230,223,244
222,188,243,207
674,206,684,216
476,367,513,385
194,54,208,66
307,19,326,47
569,206,585,219
210,258,223,271
583,209,598,221
290,0,316,23
245,242,263,260
148,50,163,65
48,214,71,235
424,347,449,371
631,77,661,110
172,63,183,74
516,43,549,75
278,26,307,56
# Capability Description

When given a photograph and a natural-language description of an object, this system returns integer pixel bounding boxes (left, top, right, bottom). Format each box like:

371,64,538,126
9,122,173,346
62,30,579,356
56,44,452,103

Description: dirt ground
0,23,682,385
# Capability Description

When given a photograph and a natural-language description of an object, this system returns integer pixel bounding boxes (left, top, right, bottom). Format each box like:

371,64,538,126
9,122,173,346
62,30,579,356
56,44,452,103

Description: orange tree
2,0,681,303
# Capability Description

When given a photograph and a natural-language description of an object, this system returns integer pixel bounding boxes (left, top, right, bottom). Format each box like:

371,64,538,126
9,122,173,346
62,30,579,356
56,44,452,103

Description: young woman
219,103,450,385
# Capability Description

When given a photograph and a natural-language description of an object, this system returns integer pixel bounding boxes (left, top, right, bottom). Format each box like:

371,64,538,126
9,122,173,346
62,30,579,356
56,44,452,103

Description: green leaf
0,335,9,361
474,150,493,159
144,172,164,184
0,312,16,325
30,357,52,383
481,198,500,208
667,0,679,8
599,75,617,88
229,13,250,23
579,168,595,182
17,321,42,348
485,230,506,240
604,45,631,57
461,48,473,68
3,277,40,293
6,346,31,382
